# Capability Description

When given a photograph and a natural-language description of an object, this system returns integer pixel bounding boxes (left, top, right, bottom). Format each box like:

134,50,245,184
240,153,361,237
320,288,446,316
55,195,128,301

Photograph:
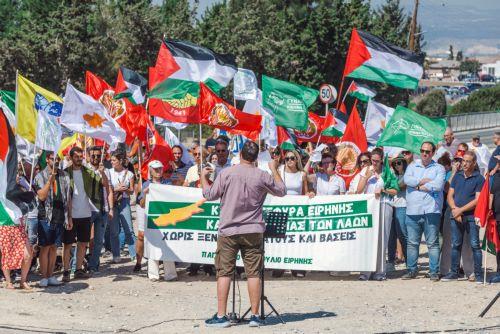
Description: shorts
26,217,39,246
215,233,263,278
63,217,92,244
38,220,64,247
136,205,145,232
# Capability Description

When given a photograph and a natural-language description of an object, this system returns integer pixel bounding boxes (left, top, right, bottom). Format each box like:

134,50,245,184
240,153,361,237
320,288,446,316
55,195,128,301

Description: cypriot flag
61,83,126,151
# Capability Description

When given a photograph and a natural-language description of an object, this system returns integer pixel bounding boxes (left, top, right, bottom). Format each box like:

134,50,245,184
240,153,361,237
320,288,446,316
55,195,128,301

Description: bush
451,85,500,114
416,90,447,117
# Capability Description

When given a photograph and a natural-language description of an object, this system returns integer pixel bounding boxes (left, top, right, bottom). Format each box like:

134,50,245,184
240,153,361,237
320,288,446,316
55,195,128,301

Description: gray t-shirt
202,164,286,237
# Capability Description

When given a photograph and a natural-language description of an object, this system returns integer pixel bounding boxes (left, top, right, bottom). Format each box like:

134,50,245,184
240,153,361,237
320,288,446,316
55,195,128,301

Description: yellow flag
16,73,63,143
57,134,78,159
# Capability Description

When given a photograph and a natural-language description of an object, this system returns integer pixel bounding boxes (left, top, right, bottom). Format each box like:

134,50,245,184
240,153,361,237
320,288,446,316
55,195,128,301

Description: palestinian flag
148,39,237,123
198,83,262,141
344,29,424,90
347,81,376,102
322,107,348,137
335,102,368,188
114,66,147,105
277,126,300,151
0,108,22,225
0,90,16,129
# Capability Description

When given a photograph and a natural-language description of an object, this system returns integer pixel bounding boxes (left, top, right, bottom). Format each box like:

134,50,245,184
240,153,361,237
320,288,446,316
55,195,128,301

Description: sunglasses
216,149,227,153
91,154,102,159
457,149,466,153
402,151,411,155
285,156,296,161
394,160,403,166
371,159,381,164
193,153,200,157
272,151,281,156
420,149,432,155
360,159,371,165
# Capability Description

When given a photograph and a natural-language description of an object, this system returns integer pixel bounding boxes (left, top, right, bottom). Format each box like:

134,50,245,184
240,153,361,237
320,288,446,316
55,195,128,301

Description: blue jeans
406,213,441,275
109,198,136,259
450,215,482,277
26,217,39,246
389,207,408,262
88,211,108,271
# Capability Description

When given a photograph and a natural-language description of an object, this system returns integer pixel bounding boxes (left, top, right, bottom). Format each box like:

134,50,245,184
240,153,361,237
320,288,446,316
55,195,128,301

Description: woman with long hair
108,151,136,264
347,152,372,194
273,150,313,278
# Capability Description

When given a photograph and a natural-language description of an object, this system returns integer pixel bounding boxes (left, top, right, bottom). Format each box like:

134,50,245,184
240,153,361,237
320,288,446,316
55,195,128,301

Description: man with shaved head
435,127,460,162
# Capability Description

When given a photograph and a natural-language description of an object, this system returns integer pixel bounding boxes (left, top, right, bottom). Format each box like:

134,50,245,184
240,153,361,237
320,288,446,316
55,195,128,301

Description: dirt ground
1,251,499,334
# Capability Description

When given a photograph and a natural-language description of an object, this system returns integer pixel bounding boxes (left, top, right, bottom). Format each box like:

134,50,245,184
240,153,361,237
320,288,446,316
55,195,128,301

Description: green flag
382,155,399,191
0,90,16,128
376,106,446,154
262,75,318,131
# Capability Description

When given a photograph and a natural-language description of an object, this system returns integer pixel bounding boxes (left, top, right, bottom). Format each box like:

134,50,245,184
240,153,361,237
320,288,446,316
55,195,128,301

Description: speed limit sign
319,84,337,104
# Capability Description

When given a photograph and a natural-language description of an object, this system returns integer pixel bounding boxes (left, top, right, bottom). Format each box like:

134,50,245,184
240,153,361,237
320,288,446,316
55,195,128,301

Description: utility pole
409,0,419,51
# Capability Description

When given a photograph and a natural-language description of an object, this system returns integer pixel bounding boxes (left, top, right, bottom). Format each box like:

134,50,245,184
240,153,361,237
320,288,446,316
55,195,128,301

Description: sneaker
386,262,396,272
441,272,459,282
402,271,418,280
39,278,49,287
62,271,71,282
248,315,263,327
112,257,121,264
74,269,90,279
429,273,440,282
205,314,231,328
358,274,370,281
489,274,500,284
475,275,485,284
48,276,62,286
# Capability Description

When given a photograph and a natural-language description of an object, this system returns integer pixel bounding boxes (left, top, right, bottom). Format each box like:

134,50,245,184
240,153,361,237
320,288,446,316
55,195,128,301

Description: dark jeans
450,215,483,277
388,207,408,262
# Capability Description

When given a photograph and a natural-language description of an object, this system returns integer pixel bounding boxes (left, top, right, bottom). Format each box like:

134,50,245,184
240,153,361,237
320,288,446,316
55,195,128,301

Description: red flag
474,177,500,252
335,101,368,188
85,71,113,100
295,112,337,144
198,83,262,141
141,120,174,180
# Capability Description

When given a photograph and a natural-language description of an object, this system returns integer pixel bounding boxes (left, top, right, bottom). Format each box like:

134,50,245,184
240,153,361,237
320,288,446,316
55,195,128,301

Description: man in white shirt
63,147,104,281
469,136,491,174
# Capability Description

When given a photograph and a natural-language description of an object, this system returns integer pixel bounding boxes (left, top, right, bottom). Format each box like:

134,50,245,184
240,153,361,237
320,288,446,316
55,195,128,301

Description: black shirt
491,172,500,222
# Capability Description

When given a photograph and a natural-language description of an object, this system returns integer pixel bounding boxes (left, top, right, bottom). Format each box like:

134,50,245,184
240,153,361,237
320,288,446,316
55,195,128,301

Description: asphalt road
454,127,497,151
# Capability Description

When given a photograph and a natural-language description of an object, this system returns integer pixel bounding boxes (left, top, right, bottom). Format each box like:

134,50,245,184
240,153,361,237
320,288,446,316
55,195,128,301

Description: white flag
365,100,394,145
242,89,276,146
35,106,62,152
154,116,188,130
61,84,126,151
234,68,258,101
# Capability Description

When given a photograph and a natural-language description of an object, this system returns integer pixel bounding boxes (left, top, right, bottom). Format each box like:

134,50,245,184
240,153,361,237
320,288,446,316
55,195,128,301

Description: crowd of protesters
1,129,499,290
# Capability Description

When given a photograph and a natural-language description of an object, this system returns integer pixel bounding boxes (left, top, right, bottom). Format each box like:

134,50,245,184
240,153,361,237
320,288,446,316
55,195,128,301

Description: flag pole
316,102,329,146
20,159,27,177
137,138,143,188
28,146,37,189
199,123,203,172
483,246,487,286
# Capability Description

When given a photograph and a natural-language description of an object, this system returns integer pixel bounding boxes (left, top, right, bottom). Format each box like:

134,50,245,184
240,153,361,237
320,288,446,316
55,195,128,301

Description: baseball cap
148,160,164,169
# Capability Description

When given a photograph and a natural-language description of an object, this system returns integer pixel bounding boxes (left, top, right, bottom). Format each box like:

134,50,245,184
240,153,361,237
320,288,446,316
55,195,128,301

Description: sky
189,0,500,56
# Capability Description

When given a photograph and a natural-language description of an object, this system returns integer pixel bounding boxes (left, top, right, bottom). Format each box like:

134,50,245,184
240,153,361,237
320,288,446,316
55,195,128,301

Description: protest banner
145,184,381,272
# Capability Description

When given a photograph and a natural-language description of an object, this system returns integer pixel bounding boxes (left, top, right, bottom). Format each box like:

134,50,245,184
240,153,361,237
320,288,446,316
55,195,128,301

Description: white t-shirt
108,168,134,199
358,166,383,194
71,170,92,218
279,166,304,195
315,172,346,195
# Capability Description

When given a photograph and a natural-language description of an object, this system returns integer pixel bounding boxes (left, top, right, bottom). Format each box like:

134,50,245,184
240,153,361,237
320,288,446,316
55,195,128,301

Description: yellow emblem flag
16,73,63,143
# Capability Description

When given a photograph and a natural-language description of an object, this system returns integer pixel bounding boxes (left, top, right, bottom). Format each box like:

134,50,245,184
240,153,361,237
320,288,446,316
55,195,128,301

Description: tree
448,45,454,60
416,90,447,117
460,58,480,75
451,85,500,114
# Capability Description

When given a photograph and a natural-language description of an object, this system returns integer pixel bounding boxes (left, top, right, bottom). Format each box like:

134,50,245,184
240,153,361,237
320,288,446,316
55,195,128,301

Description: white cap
148,160,164,169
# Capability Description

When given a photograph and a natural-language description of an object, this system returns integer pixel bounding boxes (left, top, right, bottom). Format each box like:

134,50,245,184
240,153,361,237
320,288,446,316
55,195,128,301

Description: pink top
202,164,286,236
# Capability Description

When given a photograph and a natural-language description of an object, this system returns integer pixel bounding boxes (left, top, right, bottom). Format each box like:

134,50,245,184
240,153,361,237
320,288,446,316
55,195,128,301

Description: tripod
479,291,500,317
240,211,289,324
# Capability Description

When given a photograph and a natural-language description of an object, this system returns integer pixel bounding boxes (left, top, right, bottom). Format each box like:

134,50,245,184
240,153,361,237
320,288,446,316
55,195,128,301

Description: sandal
4,282,15,290
20,282,33,292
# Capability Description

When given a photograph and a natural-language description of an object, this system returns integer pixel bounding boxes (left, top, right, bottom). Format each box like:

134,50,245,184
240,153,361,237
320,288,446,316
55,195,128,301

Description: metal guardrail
447,111,500,132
